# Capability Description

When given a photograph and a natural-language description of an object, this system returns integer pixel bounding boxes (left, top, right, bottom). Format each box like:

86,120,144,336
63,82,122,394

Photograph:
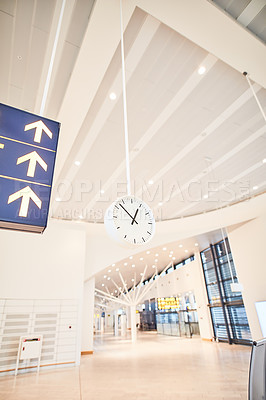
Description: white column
105,312,108,330
97,315,101,331
130,305,136,342
100,316,105,333
81,277,95,354
114,310,119,336
120,314,127,336
126,306,131,330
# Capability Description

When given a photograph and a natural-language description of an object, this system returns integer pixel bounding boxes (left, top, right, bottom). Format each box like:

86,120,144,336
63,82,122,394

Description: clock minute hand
131,208,139,225
119,203,138,225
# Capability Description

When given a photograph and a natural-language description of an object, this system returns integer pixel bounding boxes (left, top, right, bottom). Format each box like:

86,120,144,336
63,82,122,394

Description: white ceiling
1,0,266,292
94,226,225,297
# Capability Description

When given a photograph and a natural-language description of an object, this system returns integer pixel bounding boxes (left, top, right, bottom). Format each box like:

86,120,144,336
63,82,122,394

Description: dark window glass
201,238,252,345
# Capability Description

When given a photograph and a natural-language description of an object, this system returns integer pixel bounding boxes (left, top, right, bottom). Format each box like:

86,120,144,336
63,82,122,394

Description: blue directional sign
0,103,60,233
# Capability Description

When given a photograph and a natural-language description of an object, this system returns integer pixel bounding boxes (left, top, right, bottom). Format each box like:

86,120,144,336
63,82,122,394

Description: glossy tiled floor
0,331,251,400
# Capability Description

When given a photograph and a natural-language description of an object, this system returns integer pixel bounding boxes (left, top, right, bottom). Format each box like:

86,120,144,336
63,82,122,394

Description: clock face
104,196,155,247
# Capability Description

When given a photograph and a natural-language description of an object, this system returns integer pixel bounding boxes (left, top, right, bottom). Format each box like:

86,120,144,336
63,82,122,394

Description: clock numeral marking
122,199,125,204
115,205,119,209
134,239,136,244
139,204,142,208
147,231,151,235
148,222,152,224
124,235,127,239
145,212,149,215
131,199,133,204
142,237,145,242
117,227,120,229
113,216,117,218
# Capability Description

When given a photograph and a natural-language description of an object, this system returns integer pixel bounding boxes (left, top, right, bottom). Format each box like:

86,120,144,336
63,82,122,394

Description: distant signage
0,103,60,233
157,297,180,311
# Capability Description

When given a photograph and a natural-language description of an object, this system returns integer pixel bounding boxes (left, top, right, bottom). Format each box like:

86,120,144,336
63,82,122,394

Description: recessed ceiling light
146,251,150,254
179,244,183,248
198,66,206,75
115,290,117,293
185,250,188,253
152,265,156,268
131,278,134,282
74,161,80,166
132,264,135,268
116,268,119,271
170,250,173,254
102,283,104,287
17,55,22,60
108,269,111,273
263,158,266,164
155,253,159,257
129,256,133,260
104,275,107,278
169,254,172,258
79,215,84,219
140,273,143,276
109,92,116,100
140,257,144,261
163,247,167,251
253,185,258,190
148,180,154,185
195,243,199,246
107,277,110,280
112,264,115,267
111,293,113,296
203,194,208,199
55,197,61,202
124,262,128,266
172,257,176,260
100,189,105,194
158,202,163,206
155,259,158,262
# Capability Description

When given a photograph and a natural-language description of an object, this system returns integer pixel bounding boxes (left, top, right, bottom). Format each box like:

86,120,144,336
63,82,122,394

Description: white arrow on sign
17,151,47,177
24,120,53,143
8,186,42,218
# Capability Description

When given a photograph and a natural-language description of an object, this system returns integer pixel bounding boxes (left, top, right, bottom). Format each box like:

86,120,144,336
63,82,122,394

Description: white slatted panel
0,299,78,373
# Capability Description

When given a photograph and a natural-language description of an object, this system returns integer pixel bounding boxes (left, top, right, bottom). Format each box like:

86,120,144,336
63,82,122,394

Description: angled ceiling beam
172,157,266,218
111,278,131,304
237,0,266,27
35,0,76,115
95,288,129,306
82,53,217,213
136,261,172,304
52,13,160,211
138,82,262,201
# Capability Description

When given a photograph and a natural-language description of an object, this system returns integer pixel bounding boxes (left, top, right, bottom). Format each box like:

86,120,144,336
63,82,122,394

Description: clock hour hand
131,208,139,225
119,203,138,225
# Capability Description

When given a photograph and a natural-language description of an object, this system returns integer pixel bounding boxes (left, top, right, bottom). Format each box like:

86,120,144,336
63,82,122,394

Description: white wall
228,213,266,341
0,219,86,299
137,254,213,339
0,219,86,369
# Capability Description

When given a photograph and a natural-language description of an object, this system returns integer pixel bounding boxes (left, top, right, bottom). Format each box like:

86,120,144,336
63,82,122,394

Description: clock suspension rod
120,0,131,196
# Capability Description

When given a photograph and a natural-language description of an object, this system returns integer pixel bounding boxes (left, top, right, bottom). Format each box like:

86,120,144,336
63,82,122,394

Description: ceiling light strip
40,0,66,116
120,0,131,196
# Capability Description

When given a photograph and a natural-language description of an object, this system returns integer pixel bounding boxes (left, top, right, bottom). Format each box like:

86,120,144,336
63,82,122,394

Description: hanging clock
104,195,155,247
